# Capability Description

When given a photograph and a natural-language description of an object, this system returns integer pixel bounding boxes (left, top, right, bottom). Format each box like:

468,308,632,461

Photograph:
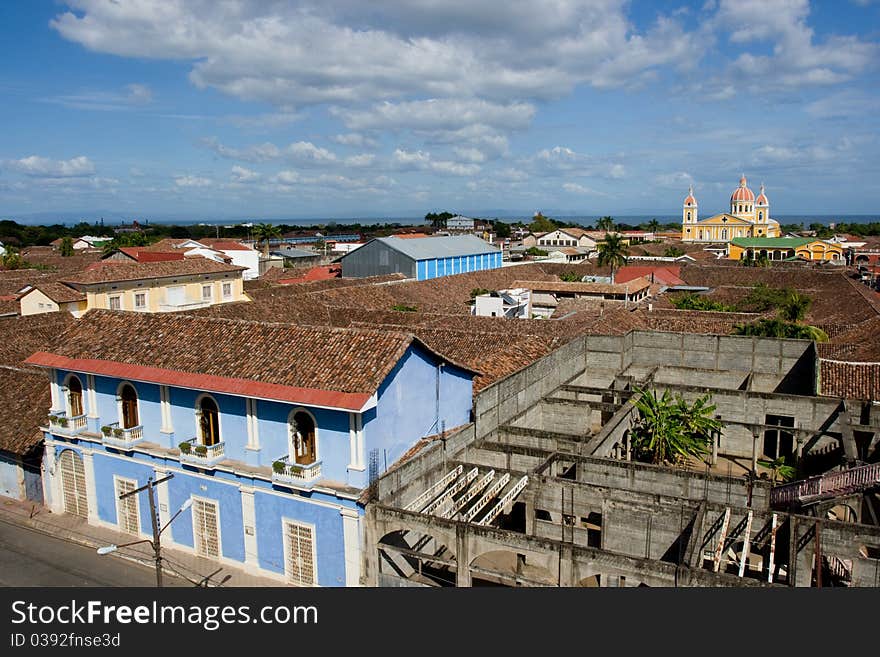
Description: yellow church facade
681,175,781,243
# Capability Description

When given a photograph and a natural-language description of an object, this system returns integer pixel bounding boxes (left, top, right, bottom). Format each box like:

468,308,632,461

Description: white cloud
50,1,701,108
805,91,880,119
230,165,260,183
46,83,153,111
562,182,603,195
331,133,379,148
337,99,535,132
286,141,337,165
174,175,212,188
344,154,375,167
4,155,95,177
392,149,480,177
202,137,281,162
271,170,301,186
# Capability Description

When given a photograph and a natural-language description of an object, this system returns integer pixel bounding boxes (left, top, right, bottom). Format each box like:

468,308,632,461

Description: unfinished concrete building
365,331,880,587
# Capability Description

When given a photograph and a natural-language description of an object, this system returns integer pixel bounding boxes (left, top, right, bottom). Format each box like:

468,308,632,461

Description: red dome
730,175,754,203
683,185,697,206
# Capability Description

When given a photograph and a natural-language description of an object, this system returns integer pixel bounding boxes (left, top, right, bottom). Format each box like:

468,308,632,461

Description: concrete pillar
523,489,536,537
240,487,259,570
341,508,361,587
751,430,760,475
81,450,99,525
455,525,471,587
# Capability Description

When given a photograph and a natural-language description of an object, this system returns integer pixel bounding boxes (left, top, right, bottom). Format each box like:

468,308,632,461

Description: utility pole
99,474,191,588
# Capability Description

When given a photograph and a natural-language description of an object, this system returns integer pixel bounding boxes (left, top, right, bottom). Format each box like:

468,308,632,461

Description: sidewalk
0,496,283,587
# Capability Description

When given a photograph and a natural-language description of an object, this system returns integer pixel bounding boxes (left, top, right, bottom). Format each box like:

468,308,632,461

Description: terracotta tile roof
615,265,684,287
199,239,254,251
117,247,186,263
513,278,651,295
819,360,880,400
24,310,477,409
0,366,50,456
278,265,342,284
0,313,76,366
60,258,246,285
20,281,86,304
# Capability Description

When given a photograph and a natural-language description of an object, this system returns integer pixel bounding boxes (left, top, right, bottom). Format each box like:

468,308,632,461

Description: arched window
67,376,83,417
686,211,691,221
197,396,220,446
721,228,728,240
758,211,763,221
290,411,317,465
120,384,139,429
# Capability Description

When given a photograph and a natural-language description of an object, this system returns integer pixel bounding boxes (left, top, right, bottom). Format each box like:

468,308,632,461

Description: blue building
339,235,502,280
26,310,475,586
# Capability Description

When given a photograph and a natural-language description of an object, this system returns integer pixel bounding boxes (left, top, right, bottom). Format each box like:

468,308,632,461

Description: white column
356,414,364,470
348,413,365,471
159,386,173,432
85,374,98,418
49,369,62,411
246,399,260,449
81,450,99,525
341,508,362,587
240,487,259,569
42,443,61,513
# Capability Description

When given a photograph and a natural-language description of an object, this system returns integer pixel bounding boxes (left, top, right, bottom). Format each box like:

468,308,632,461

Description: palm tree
646,219,660,234
597,232,628,283
596,216,615,233
253,223,281,257
780,290,812,323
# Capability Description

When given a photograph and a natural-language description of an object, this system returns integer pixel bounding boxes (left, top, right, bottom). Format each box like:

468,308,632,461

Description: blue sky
1,0,878,222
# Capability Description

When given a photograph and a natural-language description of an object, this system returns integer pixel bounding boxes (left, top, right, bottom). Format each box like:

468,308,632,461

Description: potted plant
58,417,68,428
101,426,112,437
178,441,192,454
194,445,208,456
113,428,124,438
272,460,286,474
48,415,57,424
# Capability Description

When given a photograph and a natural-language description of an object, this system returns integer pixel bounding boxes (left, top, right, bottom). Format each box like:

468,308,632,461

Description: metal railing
271,456,322,485
179,440,226,466
771,462,880,505
102,424,144,447
49,413,88,434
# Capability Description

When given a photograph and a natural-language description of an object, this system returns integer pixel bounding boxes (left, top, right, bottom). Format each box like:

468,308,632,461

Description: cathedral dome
730,175,754,203
683,185,697,206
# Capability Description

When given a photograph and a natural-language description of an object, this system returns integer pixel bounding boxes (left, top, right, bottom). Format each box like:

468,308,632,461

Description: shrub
524,246,548,257
194,445,208,456
391,303,418,312
48,415,57,424
559,271,581,282
58,417,68,428
101,425,112,436
113,428,124,438
272,460,286,474
178,441,192,454
669,293,735,312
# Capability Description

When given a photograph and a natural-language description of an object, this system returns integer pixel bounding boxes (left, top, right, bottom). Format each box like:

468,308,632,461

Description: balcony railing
48,413,88,435
179,439,226,468
158,301,212,312
102,424,145,448
271,456,322,486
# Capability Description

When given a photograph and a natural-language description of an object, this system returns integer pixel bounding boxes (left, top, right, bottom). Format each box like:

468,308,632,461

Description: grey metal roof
271,248,318,258
373,235,500,261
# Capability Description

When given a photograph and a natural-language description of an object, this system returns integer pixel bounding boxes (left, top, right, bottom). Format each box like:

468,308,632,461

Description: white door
59,450,88,518
284,521,316,586
192,498,220,559
166,285,186,307
115,478,140,535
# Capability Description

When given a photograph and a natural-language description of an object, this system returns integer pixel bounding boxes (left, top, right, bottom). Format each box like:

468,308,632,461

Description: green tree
59,236,75,257
596,216,615,232
529,212,557,234
597,232,628,283
664,246,685,258
646,219,660,233
493,221,511,239
630,387,722,467
559,271,582,282
779,290,812,323
524,246,548,257
253,223,282,257
758,456,796,485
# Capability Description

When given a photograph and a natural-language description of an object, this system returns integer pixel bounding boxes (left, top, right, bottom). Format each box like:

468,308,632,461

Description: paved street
0,517,187,587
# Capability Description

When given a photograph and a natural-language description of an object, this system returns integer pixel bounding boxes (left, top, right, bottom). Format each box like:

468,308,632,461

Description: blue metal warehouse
339,235,502,280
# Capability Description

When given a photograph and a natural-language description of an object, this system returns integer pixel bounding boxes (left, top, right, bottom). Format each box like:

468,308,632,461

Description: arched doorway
198,396,220,446
290,411,316,465
58,449,88,518
67,376,83,417
119,384,139,428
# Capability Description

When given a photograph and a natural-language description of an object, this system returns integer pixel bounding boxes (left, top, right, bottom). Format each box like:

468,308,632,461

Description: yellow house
682,176,781,243
19,282,88,317
21,258,250,317
728,237,844,262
